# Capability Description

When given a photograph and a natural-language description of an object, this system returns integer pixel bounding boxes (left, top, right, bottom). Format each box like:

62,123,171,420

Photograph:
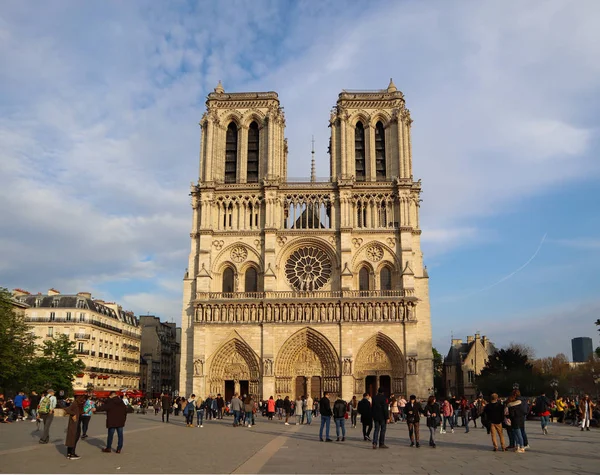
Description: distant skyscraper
571,337,593,362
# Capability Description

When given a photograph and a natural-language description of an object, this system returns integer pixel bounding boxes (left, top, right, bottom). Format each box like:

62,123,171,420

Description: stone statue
194,359,204,376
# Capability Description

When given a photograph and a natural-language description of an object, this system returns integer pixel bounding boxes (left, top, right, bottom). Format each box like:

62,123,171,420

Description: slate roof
444,340,497,365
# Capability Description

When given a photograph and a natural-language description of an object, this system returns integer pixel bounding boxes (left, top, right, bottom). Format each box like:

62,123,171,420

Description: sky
1,0,599,359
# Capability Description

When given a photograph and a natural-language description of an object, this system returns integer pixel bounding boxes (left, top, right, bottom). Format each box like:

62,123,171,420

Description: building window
380,267,392,291
47,327,53,337
247,121,259,183
359,267,370,291
49,312,56,321
244,267,258,293
78,342,84,352
468,370,475,383
79,313,85,322
35,298,42,308
52,299,59,308
375,121,386,180
225,122,238,183
355,122,366,181
222,267,235,293
66,312,72,321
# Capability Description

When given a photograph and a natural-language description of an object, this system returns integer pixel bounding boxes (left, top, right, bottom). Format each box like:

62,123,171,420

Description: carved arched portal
354,332,405,397
208,337,261,400
275,328,340,398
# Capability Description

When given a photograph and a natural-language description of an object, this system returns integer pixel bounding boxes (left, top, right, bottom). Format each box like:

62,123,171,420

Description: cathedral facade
179,80,432,401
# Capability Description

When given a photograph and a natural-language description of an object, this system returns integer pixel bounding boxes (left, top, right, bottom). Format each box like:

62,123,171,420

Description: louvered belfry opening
355,121,366,181
225,122,238,183
247,121,259,183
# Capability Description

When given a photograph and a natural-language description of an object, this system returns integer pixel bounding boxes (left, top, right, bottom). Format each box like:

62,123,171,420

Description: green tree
432,347,444,391
475,347,545,396
0,288,37,393
26,334,85,395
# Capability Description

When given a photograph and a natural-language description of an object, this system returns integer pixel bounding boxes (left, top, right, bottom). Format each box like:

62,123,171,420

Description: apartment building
13,289,141,396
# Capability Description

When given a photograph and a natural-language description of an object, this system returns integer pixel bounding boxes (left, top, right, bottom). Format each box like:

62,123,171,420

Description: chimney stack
451,338,462,347
467,335,474,344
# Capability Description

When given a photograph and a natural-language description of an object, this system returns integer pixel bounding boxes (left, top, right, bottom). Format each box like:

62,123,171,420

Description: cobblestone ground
0,413,598,474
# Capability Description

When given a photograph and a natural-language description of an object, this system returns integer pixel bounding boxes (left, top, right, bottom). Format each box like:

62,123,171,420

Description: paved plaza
0,413,598,474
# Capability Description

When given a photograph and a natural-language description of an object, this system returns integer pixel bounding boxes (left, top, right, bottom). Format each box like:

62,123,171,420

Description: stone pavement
0,413,598,474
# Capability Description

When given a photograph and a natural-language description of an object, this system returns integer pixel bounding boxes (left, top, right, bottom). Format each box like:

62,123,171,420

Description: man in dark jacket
404,394,423,447
160,393,171,423
216,394,225,419
357,393,373,441
319,392,332,442
333,396,347,442
483,393,506,451
371,388,389,449
96,392,127,453
534,391,552,435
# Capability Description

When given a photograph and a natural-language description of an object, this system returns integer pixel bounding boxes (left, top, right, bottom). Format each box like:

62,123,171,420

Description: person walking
398,395,407,422
555,396,566,423
160,393,171,423
333,395,347,441
267,396,275,420
294,395,304,425
29,391,40,422
460,396,470,433
441,399,454,433
357,393,372,441
184,395,197,427
404,395,423,448
534,391,552,435
390,395,399,423
319,392,332,442
64,396,83,459
579,395,594,431
97,391,128,454
244,395,254,428
349,396,359,428
230,393,243,427
275,396,284,420
282,396,292,425
216,394,225,419
305,395,313,425
80,395,95,439
506,394,526,453
14,392,25,421
424,396,441,448
154,398,161,415
371,388,389,449
38,389,57,444
483,393,506,451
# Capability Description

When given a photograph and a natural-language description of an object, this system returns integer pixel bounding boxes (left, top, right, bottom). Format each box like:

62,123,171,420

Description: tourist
534,391,552,435
80,395,95,439
514,390,530,448
154,397,161,415
216,394,225,419
295,395,303,425
555,396,566,423
14,391,25,421
64,396,83,460
424,395,441,448
267,396,275,420
184,394,197,427
460,396,470,433
160,393,171,423
404,394,422,448
441,398,454,433
349,395,358,428
357,393,372,441
244,395,254,427
319,392,332,442
579,395,594,431
371,388,389,449
276,395,283,420
390,394,399,423
505,394,525,453
38,389,57,444
283,396,291,425
305,395,313,425
483,393,506,451
398,395,407,422
97,391,128,454
333,395,347,441
230,393,242,426
29,391,40,422
195,395,204,427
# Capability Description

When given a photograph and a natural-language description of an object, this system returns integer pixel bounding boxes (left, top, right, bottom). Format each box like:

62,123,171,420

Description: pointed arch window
244,267,258,293
225,122,238,183
359,267,370,291
380,267,392,291
222,267,235,293
247,121,259,183
375,121,386,180
355,122,366,181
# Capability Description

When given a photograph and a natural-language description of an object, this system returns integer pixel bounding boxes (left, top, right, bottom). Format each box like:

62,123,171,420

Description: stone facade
179,80,432,401
13,289,141,393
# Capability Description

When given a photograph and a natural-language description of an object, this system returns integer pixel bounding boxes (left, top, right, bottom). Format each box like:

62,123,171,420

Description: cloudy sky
1,0,599,358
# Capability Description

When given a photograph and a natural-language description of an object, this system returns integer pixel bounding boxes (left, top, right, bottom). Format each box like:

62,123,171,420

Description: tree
432,347,443,391
0,288,37,393
475,347,544,396
25,334,85,395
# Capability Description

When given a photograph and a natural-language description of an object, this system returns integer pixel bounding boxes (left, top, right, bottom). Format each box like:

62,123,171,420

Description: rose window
366,245,383,262
230,246,248,263
285,246,332,291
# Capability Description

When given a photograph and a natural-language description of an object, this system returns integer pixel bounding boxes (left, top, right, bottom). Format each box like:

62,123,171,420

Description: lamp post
550,379,559,401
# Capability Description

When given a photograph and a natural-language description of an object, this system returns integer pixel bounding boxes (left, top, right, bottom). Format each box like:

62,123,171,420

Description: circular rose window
285,246,332,291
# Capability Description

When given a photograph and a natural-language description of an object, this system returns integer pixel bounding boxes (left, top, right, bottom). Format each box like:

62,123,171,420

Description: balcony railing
75,349,90,355
122,344,140,352
74,333,91,340
23,316,140,339
196,289,412,300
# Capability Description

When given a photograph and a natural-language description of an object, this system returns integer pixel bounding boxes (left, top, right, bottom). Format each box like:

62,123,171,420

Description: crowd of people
1,387,598,459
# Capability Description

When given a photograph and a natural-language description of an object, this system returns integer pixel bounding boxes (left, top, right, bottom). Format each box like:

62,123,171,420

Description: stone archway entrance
354,332,405,397
275,328,340,398
208,337,261,401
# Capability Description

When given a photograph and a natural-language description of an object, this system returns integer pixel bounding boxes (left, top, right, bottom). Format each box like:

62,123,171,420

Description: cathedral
179,79,432,401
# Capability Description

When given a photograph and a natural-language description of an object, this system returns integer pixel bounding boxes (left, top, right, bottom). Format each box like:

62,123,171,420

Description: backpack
38,396,51,414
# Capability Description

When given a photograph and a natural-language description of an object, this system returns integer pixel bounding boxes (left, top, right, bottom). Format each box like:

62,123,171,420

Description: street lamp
512,383,520,390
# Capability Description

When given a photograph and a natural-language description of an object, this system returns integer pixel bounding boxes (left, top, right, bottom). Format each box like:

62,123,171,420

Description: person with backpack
184,394,197,427
38,389,57,444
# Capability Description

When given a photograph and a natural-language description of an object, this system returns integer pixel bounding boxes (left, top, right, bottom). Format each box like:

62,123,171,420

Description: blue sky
1,0,599,358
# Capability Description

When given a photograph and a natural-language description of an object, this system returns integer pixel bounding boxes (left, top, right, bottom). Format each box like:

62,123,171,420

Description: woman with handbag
424,396,441,448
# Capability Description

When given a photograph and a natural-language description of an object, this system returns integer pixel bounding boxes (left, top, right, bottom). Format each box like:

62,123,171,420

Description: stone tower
179,80,432,401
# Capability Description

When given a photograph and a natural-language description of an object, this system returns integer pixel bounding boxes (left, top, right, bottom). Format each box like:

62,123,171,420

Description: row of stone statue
195,300,417,323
